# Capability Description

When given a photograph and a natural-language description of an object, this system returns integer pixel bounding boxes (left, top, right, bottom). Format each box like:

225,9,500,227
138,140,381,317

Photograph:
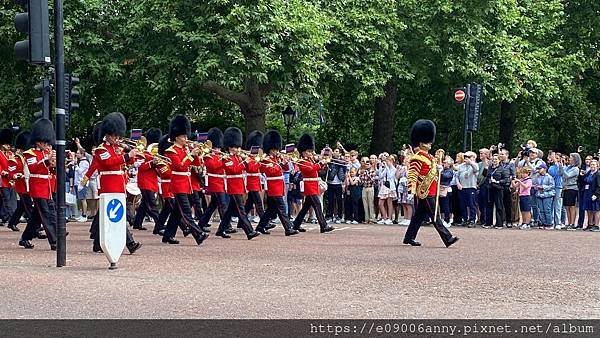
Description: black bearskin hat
207,127,223,149
245,130,263,150
223,127,243,149
169,115,190,139
263,130,282,151
101,112,127,137
14,131,30,150
158,135,172,155
0,128,13,145
145,128,162,145
410,119,436,147
30,118,55,145
92,122,104,146
297,133,315,153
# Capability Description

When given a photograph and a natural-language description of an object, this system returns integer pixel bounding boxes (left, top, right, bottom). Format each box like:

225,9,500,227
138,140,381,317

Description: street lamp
282,106,296,144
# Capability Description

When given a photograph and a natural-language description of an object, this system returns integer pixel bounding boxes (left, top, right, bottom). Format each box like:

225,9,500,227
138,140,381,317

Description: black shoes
403,239,421,246
256,228,270,235
294,225,307,232
247,232,260,240
320,226,335,233
153,228,165,236
182,228,192,237
19,240,34,249
7,224,20,232
224,228,237,234
216,231,231,238
37,232,47,239
50,243,57,251
265,223,276,230
133,226,147,231
127,242,142,254
194,233,209,245
445,237,460,248
201,227,211,233
93,243,103,253
285,229,299,236
162,237,180,244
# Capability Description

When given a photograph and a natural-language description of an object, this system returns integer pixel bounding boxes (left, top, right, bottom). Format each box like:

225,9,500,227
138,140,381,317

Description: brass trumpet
147,143,172,163
239,148,267,162
187,139,213,156
121,136,147,152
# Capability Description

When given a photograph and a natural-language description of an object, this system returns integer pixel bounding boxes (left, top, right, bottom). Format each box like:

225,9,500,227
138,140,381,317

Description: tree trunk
498,100,516,152
241,78,267,133
370,80,397,154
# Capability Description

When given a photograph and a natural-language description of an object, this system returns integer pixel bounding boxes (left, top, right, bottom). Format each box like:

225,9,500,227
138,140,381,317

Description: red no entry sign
454,89,466,102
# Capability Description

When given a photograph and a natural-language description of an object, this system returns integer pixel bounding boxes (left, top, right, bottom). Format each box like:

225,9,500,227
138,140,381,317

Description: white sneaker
554,224,565,230
252,216,260,223
520,224,530,230
376,219,385,225
351,220,358,224
444,221,451,228
345,220,352,224
400,219,410,226
384,219,393,225
77,216,87,223
335,219,342,224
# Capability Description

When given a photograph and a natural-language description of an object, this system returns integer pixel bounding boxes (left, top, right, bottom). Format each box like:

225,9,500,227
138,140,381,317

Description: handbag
439,186,449,197
66,192,76,205
318,179,328,193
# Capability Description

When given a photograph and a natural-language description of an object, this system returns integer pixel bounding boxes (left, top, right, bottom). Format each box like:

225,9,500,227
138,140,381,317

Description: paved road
0,222,598,319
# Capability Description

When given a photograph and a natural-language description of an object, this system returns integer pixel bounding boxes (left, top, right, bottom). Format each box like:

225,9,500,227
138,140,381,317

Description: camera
520,144,531,158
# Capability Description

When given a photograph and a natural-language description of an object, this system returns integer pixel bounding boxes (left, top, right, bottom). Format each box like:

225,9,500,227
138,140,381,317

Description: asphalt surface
0,221,599,319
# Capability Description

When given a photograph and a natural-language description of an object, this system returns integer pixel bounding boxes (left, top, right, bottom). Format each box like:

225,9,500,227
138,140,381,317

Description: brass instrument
121,136,147,152
147,143,172,164
239,148,267,162
187,140,213,156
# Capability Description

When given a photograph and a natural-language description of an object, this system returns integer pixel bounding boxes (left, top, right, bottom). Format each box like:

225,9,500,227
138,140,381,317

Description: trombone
187,139,213,156
147,143,172,164
121,136,147,152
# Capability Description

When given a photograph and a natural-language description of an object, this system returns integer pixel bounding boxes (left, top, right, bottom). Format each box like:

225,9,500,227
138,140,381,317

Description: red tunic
203,153,226,193
296,158,321,196
156,161,173,198
24,148,52,199
260,155,285,197
0,151,12,188
408,150,438,197
223,154,245,195
244,158,262,192
190,155,203,192
165,144,192,195
94,142,130,194
8,154,27,194
135,151,159,192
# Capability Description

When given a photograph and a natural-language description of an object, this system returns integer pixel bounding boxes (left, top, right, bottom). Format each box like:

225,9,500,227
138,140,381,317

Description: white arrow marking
109,201,123,219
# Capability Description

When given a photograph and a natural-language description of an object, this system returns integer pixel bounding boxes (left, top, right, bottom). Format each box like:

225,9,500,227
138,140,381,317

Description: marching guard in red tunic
243,130,265,219
7,131,33,232
162,115,209,245
292,134,334,234
255,130,298,236
215,127,260,240
19,119,57,250
132,128,162,230
89,113,142,254
403,120,459,247
198,128,230,231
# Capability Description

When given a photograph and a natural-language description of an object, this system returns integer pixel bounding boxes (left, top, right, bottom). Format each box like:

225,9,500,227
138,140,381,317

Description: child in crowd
513,167,532,229
345,167,361,224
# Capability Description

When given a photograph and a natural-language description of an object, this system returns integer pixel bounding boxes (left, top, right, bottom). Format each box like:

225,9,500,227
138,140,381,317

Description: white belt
160,179,171,183
29,174,49,179
227,174,244,179
266,176,284,181
207,173,225,178
99,171,123,176
303,177,319,182
246,173,261,177
172,171,191,176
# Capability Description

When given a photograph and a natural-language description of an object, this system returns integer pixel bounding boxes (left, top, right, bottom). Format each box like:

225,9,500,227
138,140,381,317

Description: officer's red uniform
135,151,159,192
94,142,133,194
164,144,192,194
296,158,321,196
203,153,226,193
260,155,285,197
24,148,53,199
222,154,245,195
407,149,438,198
244,157,262,192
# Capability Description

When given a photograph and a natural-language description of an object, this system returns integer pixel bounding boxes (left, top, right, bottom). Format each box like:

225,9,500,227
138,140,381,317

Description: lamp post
282,106,296,144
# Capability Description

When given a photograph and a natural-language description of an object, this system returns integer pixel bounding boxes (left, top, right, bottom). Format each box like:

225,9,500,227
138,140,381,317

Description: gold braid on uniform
409,153,437,200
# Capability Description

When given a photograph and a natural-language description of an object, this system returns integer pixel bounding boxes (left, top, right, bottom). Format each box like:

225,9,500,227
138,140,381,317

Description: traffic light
466,83,483,131
64,74,80,128
13,0,51,65
33,79,51,119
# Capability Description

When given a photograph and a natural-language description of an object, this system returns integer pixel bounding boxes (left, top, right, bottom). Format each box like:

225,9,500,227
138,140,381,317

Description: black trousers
257,196,293,232
502,187,512,224
133,189,160,228
156,197,174,232
326,184,343,219
199,192,228,227
404,197,453,245
189,190,203,220
0,187,16,223
219,194,254,235
8,193,33,227
450,185,462,223
164,193,205,240
91,211,135,247
244,191,265,217
293,195,327,230
486,186,505,227
21,198,57,245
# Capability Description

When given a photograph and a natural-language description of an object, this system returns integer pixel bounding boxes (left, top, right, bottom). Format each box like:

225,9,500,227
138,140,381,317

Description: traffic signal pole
463,84,470,152
54,0,66,267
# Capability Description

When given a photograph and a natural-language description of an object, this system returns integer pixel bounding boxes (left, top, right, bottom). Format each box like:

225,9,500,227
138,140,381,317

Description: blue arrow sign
106,199,124,223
